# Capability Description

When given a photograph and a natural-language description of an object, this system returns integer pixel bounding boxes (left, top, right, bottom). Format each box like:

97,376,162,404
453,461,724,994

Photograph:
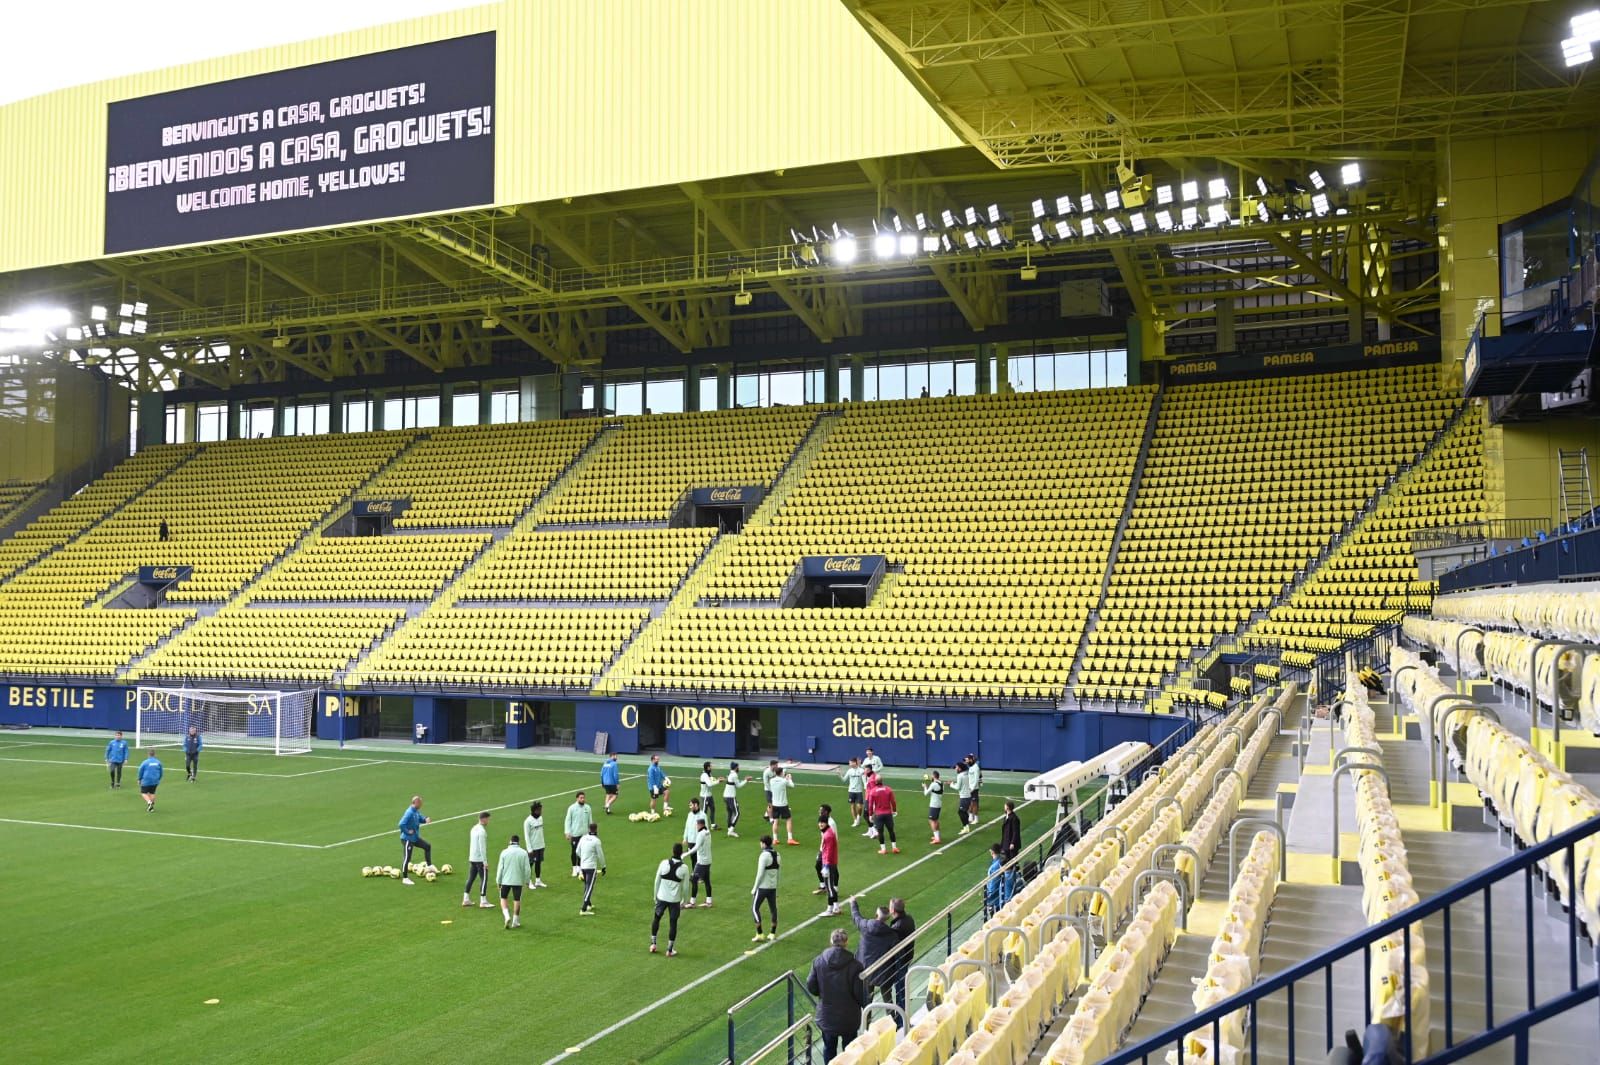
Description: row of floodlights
790,165,1363,266
0,302,148,354
1562,10,1600,66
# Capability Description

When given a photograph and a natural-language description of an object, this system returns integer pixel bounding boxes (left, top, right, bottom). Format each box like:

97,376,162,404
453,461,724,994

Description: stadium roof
0,2,483,106
1,1,1593,393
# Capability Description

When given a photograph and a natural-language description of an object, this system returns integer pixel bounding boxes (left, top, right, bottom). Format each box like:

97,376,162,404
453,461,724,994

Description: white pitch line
0,755,313,778
539,805,1023,1065
318,773,648,849
283,759,388,778
0,817,322,850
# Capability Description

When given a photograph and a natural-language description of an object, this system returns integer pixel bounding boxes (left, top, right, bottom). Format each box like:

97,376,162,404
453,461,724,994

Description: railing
1103,813,1600,1064
855,719,1199,1001
1412,518,1553,554
723,972,818,1065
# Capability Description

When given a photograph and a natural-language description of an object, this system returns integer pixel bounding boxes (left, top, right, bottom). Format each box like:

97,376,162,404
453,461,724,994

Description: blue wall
1,680,1193,773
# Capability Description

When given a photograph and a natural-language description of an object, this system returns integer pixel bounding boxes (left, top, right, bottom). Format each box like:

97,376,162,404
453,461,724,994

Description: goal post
134,687,317,755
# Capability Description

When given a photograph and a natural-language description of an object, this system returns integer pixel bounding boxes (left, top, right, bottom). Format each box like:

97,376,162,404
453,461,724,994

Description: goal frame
133,686,316,756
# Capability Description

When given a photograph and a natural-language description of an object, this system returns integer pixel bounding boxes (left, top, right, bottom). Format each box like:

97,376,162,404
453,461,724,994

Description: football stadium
2,1,1600,1062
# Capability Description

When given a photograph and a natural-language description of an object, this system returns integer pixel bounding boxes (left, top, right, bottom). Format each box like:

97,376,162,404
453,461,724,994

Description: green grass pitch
1,734,1052,1064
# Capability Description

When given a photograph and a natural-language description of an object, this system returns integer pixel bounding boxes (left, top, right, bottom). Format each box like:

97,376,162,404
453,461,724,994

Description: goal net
134,687,317,755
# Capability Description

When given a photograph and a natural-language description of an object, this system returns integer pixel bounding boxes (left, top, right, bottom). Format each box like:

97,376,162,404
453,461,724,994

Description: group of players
103,727,205,812
393,748,986,955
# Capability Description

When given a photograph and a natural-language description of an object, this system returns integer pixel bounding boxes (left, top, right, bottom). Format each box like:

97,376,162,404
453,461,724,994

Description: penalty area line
539,806,1022,1065
0,817,323,850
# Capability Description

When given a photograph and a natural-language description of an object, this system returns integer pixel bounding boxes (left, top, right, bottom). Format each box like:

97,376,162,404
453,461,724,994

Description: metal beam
680,181,835,341
521,206,694,354
247,252,441,373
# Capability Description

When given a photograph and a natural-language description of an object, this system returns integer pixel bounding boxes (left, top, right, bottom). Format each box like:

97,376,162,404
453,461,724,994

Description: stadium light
1128,212,1148,233
1562,11,1600,66
1255,200,1271,223
872,230,897,259
922,234,941,253
90,305,107,321
1079,217,1096,236
1155,184,1174,205
1104,189,1121,210
1102,216,1123,235
1312,192,1331,216
1308,170,1327,190
963,206,979,226
830,235,858,263
984,225,1007,247
940,209,957,229
963,230,980,249
898,234,919,257
1079,193,1096,213
1180,181,1200,202
1181,205,1200,228
1340,162,1363,186
1053,219,1074,240
1031,198,1048,220
1255,176,1271,197
1055,195,1075,215
1207,178,1229,200
1030,223,1047,243
1154,210,1174,231
1206,202,1229,226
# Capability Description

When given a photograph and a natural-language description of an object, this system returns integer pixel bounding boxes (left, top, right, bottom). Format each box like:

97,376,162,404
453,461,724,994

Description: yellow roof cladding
0,0,961,274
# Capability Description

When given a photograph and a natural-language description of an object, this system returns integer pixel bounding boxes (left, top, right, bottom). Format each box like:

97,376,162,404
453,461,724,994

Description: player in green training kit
564,791,593,878
922,770,944,844
751,834,781,941
841,758,867,828
577,823,607,915
523,802,547,889
496,834,532,929
651,841,689,956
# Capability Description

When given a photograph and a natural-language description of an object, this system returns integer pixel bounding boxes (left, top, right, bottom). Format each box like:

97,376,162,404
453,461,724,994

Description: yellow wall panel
0,0,960,274
1490,421,1600,523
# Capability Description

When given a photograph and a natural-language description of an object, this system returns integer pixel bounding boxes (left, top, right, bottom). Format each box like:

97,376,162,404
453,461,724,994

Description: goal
134,687,317,755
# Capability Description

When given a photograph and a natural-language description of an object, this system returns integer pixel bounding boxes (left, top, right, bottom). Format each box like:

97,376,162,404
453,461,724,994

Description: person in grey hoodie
848,897,899,1000
806,927,867,1062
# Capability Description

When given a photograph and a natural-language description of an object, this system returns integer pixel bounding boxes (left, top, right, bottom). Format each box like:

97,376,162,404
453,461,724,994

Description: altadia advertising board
104,32,495,253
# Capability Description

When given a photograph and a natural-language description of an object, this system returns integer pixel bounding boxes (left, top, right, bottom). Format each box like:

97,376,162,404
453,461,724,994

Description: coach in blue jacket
105,731,129,789
137,750,163,812
848,898,899,1000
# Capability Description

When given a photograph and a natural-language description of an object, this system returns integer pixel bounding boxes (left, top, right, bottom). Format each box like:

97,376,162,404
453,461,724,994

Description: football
388,869,400,879
424,864,438,876
425,872,437,882
361,866,374,877
661,776,672,788
440,864,453,875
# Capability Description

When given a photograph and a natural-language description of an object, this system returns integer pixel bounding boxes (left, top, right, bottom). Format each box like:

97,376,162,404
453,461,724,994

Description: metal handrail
739,1015,818,1065
1229,817,1286,884
1435,704,1501,810
857,720,1194,989
1102,813,1600,1065
1152,842,1202,899
1330,761,1390,876
1132,868,1189,930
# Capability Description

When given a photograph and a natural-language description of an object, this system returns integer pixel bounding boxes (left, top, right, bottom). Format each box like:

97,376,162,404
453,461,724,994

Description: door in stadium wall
637,704,666,749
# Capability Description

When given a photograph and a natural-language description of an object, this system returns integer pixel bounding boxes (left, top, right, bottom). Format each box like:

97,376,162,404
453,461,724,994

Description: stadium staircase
333,423,619,682
1144,398,1475,716
1066,384,1164,694
0,482,51,541
589,411,840,695
0,445,202,584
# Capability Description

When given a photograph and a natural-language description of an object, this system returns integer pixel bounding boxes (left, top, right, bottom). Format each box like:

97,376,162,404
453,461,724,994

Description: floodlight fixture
1079,217,1096,236
90,305,107,321
872,230,898,259
1308,170,1327,190
1256,201,1271,222
1031,198,1048,219
1104,189,1121,210
1312,192,1331,216
1207,178,1229,200
898,234,919,257
1180,181,1200,202
133,302,148,316
941,209,958,229
1053,219,1074,240
119,321,135,335
922,234,942,253
1155,184,1174,205
1340,162,1363,186
1181,205,1200,228
1154,210,1174,231
1031,223,1047,243
986,204,1004,223
119,303,134,318
964,206,979,226
1206,202,1228,226
1255,177,1271,196
1129,212,1148,233
1080,193,1096,213
985,225,1006,247
914,212,929,231
963,230,981,249
66,326,82,341
832,235,858,263
1103,217,1123,235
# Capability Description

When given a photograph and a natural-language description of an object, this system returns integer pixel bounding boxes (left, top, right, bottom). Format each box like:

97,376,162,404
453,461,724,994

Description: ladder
1557,447,1594,528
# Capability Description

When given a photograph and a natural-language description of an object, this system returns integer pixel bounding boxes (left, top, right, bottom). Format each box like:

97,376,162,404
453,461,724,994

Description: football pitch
1,733,1052,1064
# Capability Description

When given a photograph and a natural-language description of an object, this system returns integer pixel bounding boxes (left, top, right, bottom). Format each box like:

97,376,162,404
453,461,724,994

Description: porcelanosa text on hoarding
103,32,495,253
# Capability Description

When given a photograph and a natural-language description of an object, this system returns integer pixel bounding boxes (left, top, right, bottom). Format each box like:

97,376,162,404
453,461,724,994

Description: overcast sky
0,1,485,105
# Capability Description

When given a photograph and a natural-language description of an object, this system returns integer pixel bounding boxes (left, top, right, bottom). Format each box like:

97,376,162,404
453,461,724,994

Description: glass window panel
343,400,371,433
581,384,596,411
1059,352,1090,391
734,374,760,408
1105,349,1129,387
837,367,852,403
930,361,955,397
646,378,684,414
452,390,480,427
907,361,932,398
700,374,719,411
954,361,976,396
383,397,403,429
877,361,906,401
1009,354,1034,394
489,389,519,423
613,380,643,416
770,370,804,407
415,394,440,428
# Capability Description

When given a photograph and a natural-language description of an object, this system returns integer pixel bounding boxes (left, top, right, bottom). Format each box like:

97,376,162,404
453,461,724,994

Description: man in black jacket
849,897,899,1001
885,897,916,1010
999,800,1024,900
806,927,867,1062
